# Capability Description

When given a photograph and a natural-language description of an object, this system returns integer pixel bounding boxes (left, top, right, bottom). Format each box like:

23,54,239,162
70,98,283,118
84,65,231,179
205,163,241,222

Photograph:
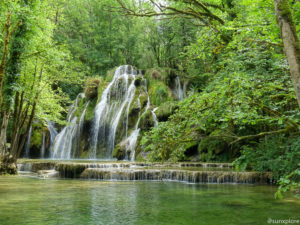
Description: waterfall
24,126,32,158
72,101,89,158
79,101,89,135
90,65,138,159
52,93,85,159
49,65,149,160
125,82,151,161
52,117,78,159
40,131,46,158
175,76,184,100
47,121,58,153
151,107,158,127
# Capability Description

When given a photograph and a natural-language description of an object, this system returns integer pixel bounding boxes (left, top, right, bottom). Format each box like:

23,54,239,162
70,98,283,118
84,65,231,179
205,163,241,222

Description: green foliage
148,80,172,106
275,168,300,199
233,135,300,181
155,101,178,121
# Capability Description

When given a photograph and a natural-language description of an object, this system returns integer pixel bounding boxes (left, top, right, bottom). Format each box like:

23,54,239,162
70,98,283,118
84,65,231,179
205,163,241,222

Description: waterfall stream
151,107,158,127
90,65,139,159
52,93,85,159
175,76,184,100
40,131,45,158
48,65,159,160
24,126,32,158
72,101,89,158
47,121,58,156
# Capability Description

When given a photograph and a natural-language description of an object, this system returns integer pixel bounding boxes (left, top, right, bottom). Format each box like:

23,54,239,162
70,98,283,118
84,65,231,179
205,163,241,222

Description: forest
0,0,300,224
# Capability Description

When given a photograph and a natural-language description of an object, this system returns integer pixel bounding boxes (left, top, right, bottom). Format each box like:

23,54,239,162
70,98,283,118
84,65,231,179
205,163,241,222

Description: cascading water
24,126,32,158
79,102,89,133
47,121,58,155
72,101,89,158
124,80,151,161
40,131,46,158
175,76,184,100
48,65,152,160
52,93,85,159
151,107,158,127
90,65,138,159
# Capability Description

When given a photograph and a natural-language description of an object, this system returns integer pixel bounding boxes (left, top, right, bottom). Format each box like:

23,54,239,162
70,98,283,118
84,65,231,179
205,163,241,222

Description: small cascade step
37,170,59,178
16,160,273,184
78,168,272,184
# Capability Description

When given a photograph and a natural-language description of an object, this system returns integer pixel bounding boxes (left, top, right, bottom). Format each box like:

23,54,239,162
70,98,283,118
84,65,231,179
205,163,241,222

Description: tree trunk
0,110,10,156
0,12,11,108
274,0,300,108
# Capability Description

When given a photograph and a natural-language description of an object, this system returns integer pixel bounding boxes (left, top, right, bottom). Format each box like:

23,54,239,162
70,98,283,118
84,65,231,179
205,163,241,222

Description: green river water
0,175,299,225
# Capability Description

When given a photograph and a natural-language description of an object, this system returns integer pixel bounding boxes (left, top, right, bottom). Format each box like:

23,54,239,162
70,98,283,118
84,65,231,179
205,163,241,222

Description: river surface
0,175,299,225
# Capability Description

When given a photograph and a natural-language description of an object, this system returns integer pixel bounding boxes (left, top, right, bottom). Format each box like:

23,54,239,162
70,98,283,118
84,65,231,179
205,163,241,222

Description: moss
148,80,173,106
155,101,178,121
84,98,97,121
132,135,143,160
105,67,117,82
80,150,90,159
73,97,87,121
55,163,87,178
139,110,155,131
277,0,300,63
113,143,126,160
139,88,148,108
278,0,293,23
134,75,143,86
84,77,102,100
97,81,108,103
144,68,172,84
30,123,44,150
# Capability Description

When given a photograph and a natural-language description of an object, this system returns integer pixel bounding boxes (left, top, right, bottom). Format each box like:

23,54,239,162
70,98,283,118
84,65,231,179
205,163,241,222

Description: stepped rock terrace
17,159,272,184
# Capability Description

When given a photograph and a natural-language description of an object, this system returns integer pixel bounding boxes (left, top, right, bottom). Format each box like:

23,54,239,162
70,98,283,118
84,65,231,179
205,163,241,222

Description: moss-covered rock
155,101,178,121
84,98,97,121
27,122,48,158
84,77,102,100
55,163,87,178
148,80,173,106
144,68,172,84
113,141,127,160
0,153,17,175
139,110,155,131
97,81,109,102
134,75,143,87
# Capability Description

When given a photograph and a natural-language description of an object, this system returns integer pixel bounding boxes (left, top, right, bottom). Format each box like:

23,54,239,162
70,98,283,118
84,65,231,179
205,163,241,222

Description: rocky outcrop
0,153,17,175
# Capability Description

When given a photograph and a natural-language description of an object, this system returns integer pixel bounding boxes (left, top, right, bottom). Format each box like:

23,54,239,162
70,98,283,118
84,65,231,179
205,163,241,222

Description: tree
0,0,83,174
274,0,300,108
